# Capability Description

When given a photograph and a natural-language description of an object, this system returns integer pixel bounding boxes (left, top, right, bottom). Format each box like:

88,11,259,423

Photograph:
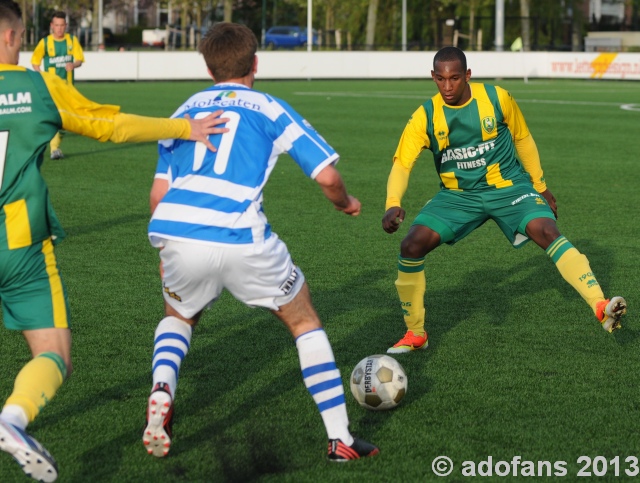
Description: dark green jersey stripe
0,68,65,251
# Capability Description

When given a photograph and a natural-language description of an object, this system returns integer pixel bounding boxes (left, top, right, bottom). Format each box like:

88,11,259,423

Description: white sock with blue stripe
296,328,353,445
152,316,192,397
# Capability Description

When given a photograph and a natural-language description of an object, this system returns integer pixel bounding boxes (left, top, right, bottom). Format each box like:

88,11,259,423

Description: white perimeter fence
18,50,640,81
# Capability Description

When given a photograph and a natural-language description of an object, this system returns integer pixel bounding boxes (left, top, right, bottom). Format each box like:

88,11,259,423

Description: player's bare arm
184,110,229,151
150,178,169,214
314,164,361,216
65,60,82,72
382,207,405,234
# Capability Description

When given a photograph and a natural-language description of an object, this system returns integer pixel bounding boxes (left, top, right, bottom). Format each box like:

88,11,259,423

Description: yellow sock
4,352,66,424
395,256,426,335
50,131,62,152
547,236,605,315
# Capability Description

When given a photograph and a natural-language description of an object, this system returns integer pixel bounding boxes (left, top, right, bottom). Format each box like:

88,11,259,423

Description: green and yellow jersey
0,65,194,252
389,83,546,206
31,33,84,84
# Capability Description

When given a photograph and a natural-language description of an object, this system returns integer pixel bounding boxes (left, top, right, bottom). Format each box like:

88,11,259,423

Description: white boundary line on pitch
292,92,640,111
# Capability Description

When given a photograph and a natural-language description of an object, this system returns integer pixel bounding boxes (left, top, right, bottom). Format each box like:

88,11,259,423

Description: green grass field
1,78,638,482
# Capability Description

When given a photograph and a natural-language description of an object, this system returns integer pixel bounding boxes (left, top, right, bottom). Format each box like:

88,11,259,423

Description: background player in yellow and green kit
31,11,84,160
0,1,227,480
382,46,627,354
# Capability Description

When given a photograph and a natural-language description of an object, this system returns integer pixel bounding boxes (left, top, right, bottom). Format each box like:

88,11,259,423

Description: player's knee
527,219,561,249
400,236,430,259
400,225,440,258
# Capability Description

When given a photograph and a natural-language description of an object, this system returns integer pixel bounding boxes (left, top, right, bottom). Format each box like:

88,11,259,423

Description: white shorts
159,234,305,318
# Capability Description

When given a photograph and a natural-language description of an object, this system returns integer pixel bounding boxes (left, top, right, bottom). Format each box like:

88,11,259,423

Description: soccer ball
349,354,407,410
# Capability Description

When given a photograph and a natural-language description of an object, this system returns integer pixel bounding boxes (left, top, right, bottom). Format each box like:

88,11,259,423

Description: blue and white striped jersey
149,83,339,247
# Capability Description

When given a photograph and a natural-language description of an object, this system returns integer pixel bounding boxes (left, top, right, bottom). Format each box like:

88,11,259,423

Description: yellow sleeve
31,39,45,66
43,72,119,140
496,87,547,192
385,106,430,209
111,114,191,143
385,161,411,210
392,105,430,169
72,37,84,62
514,134,547,193
496,86,530,141
41,72,191,143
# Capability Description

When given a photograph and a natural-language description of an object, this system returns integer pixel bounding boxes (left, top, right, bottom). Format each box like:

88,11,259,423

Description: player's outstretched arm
314,164,361,216
184,111,229,152
40,74,230,150
109,112,228,150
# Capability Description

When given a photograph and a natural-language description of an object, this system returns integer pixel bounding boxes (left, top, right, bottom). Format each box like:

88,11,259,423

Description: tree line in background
20,0,640,51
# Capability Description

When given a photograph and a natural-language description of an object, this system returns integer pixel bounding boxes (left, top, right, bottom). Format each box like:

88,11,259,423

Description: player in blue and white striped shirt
148,84,339,247
142,22,379,462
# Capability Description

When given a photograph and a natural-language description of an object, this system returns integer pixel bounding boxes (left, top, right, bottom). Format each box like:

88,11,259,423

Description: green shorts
0,238,70,330
413,183,555,248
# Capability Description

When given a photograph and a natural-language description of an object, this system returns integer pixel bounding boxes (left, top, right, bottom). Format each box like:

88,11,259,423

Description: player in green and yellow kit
0,1,227,480
382,46,627,354
31,11,85,160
